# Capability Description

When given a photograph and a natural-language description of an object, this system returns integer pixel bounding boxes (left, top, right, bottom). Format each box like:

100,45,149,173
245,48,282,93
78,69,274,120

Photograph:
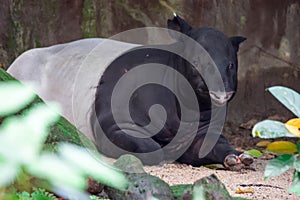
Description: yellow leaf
286,118,300,127
235,187,254,194
254,131,261,137
285,118,300,137
266,141,297,154
256,140,271,147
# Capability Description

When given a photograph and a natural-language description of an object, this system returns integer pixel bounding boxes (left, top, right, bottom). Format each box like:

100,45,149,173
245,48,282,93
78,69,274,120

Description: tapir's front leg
177,134,253,170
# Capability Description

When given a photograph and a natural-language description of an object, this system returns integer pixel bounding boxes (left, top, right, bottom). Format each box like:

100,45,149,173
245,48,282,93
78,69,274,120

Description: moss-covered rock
105,173,174,200
171,184,193,200
193,174,231,200
113,154,145,173
105,154,174,200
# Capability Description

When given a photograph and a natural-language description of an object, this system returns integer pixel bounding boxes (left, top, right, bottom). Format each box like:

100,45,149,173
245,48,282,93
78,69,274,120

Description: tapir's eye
228,63,234,70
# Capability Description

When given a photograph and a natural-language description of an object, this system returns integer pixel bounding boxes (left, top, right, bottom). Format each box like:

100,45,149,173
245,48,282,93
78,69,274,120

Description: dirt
142,124,300,199
102,122,300,199
144,158,298,200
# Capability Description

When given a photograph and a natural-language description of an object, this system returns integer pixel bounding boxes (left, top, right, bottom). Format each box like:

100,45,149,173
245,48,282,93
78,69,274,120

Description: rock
170,184,193,200
193,174,232,200
105,173,174,200
105,154,174,200
114,154,145,173
171,174,249,200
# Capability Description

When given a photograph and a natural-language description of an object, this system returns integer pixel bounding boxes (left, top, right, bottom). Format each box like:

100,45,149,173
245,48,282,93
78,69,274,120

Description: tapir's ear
167,15,192,39
230,36,247,52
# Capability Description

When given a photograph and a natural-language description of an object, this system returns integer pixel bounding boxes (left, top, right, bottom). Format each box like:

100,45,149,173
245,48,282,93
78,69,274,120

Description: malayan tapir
7,16,253,170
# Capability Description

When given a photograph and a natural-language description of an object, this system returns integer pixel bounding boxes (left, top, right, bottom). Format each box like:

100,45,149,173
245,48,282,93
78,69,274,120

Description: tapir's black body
94,16,246,166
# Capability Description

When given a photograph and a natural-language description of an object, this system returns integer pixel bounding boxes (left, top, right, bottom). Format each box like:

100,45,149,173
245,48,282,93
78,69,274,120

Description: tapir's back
7,38,140,141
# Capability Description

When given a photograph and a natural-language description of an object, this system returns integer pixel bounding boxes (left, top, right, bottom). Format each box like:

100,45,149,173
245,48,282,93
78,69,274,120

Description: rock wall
1,0,299,125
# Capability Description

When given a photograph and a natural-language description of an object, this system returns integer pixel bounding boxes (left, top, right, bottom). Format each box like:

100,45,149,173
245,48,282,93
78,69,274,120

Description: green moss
7,0,26,65
34,38,41,48
240,15,247,26
46,0,59,16
116,0,152,26
81,0,97,38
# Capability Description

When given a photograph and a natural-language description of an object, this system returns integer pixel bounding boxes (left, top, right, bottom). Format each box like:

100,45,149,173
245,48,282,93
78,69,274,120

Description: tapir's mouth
209,91,234,106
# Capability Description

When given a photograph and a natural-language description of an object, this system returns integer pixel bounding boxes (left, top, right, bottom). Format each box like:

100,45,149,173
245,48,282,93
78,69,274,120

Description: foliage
17,188,57,200
16,189,108,200
0,81,127,199
244,149,262,157
252,120,296,139
89,195,109,200
252,86,300,195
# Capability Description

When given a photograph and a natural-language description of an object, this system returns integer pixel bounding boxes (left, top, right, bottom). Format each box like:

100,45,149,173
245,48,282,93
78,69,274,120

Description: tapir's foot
239,153,254,166
224,153,254,171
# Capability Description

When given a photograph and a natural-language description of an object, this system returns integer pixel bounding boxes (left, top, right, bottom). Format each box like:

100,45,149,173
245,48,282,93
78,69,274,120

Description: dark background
0,0,299,132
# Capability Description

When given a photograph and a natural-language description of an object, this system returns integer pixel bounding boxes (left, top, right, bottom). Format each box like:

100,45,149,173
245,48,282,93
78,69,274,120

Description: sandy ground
102,121,300,199
143,158,299,200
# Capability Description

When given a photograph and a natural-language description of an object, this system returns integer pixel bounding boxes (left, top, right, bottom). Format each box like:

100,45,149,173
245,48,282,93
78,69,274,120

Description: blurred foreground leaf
0,69,127,199
267,86,300,118
288,184,300,195
0,104,59,166
265,154,295,178
59,143,128,190
0,81,36,116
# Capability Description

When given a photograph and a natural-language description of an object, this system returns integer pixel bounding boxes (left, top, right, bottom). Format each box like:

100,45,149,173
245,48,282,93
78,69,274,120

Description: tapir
7,15,253,170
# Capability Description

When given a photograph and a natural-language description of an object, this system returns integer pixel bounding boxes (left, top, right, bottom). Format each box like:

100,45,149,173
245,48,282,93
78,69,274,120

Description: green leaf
292,170,300,186
264,154,295,179
252,120,296,138
266,141,298,154
0,160,19,187
58,143,128,190
297,141,300,154
294,159,300,172
267,86,300,118
28,153,86,190
0,104,59,164
245,149,262,157
17,191,31,200
0,81,36,116
31,188,58,200
203,164,223,169
288,183,300,195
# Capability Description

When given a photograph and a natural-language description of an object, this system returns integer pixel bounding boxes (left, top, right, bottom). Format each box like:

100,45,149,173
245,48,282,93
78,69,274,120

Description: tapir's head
167,15,246,106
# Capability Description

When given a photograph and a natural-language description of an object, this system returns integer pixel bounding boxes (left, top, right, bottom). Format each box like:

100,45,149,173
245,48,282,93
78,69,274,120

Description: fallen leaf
266,141,297,154
256,140,271,147
235,187,254,194
245,149,262,157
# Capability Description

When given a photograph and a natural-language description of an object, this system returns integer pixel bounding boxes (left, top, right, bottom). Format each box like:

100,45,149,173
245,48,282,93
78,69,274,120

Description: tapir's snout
209,91,234,106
